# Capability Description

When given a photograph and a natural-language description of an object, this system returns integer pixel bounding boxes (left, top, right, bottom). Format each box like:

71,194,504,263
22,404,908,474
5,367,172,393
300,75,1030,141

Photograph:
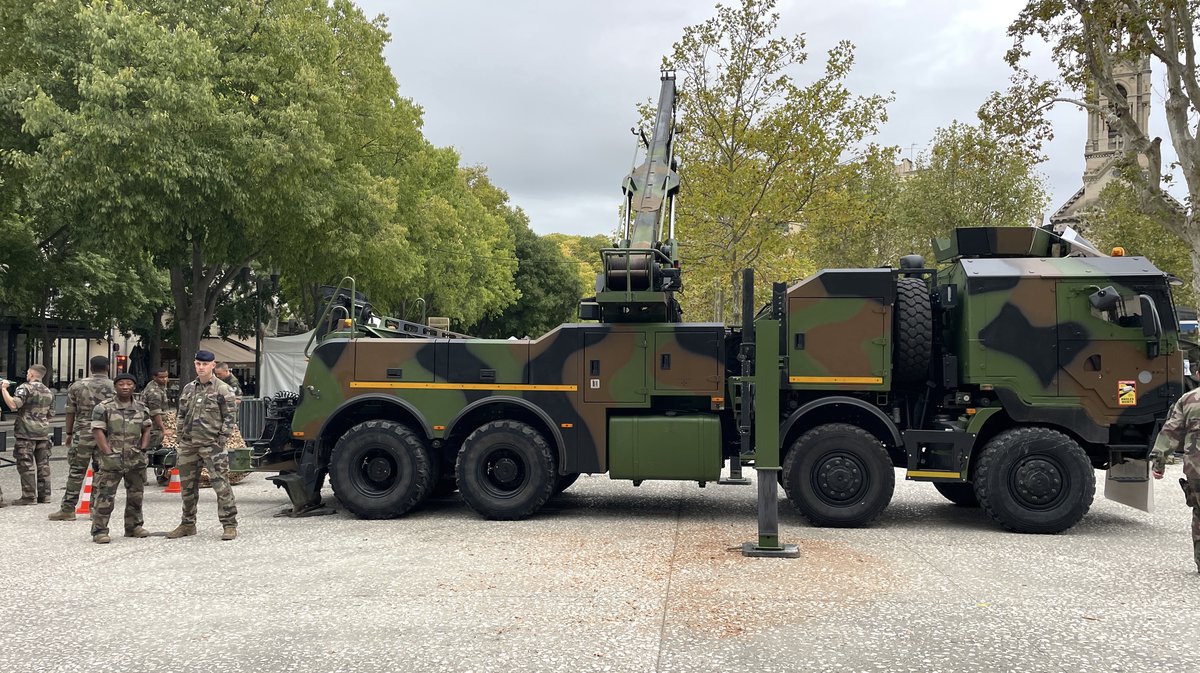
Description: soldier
89,373,151,544
167,350,239,541
49,355,114,521
1151,388,1200,574
214,362,242,398
0,365,55,506
142,367,170,450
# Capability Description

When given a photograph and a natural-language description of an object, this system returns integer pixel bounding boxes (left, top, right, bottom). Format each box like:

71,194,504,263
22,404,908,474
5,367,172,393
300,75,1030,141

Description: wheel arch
781,396,902,461
445,397,566,471
318,394,432,453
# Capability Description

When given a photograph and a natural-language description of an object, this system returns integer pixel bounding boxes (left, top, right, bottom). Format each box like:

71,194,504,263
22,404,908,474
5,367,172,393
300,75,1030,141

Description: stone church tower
1049,58,1153,230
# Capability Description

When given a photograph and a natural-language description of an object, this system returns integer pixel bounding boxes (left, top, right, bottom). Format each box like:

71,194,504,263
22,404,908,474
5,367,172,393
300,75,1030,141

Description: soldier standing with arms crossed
167,350,239,540
50,356,114,521
0,364,55,506
1151,387,1200,574
89,373,151,543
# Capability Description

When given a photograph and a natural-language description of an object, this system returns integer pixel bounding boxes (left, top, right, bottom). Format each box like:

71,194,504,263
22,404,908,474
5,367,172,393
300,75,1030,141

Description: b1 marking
590,378,601,389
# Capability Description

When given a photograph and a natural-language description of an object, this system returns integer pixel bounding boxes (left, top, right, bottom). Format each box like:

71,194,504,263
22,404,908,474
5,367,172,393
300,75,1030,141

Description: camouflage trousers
90,450,148,537
177,444,237,527
13,438,51,501
58,442,98,512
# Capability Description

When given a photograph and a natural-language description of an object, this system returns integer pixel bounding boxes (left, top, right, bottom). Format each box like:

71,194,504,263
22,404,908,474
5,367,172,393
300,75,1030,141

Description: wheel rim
810,450,869,506
354,447,399,497
477,447,528,499
1009,454,1068,510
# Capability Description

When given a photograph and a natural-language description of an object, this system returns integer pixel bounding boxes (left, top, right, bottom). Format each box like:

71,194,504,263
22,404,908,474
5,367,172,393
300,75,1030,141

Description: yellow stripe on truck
906,470,962,479
350,382,578,392
789,376,885,385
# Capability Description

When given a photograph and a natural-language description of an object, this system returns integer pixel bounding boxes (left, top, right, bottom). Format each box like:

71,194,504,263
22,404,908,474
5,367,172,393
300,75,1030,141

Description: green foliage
0,1,519,377
667,0,891,322
544,232,609,298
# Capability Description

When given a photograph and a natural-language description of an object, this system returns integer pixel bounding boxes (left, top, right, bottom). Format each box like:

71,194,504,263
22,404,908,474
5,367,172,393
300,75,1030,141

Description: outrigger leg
270,441,336,518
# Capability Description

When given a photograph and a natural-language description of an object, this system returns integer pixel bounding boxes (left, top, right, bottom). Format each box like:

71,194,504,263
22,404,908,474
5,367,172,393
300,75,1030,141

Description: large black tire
894,277,932,384
456,420,556,520
329,420,432,519
973,427,1095,534
933,482,980,507
782,423,895,527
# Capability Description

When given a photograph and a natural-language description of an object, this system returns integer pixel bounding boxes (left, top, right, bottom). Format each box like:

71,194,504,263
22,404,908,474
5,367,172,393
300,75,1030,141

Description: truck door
1056,282,1170,417
583,330,647,404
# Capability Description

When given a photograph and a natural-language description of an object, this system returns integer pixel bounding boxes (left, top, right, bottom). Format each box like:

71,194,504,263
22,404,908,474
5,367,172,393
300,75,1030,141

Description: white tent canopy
260,330,313,399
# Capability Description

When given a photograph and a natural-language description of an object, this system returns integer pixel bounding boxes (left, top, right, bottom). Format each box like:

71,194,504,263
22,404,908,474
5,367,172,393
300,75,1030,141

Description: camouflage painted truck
251,72,1183,534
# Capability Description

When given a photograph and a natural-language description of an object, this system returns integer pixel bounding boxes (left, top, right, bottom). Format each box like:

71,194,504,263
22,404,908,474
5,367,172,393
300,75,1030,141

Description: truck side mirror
1088,286,1121,311
1139,294,1163,357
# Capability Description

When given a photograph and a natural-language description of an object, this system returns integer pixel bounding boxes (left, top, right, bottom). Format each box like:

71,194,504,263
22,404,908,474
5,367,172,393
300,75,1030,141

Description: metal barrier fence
237,398,268,442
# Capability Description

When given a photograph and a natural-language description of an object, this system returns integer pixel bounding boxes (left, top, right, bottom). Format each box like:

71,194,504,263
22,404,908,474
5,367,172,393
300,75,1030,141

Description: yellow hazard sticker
1118,381,1137,406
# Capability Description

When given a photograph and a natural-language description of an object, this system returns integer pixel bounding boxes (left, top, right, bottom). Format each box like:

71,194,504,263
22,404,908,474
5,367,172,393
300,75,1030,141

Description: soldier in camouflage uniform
89,373,151,543
50,356,114,521
167,350,239,541
1151,387,1200,574
214,362,242,400
1,364,55,506
141,367,169,450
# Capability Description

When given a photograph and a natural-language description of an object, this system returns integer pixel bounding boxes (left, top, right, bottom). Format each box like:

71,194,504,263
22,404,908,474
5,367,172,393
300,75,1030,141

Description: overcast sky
357,0,1177,238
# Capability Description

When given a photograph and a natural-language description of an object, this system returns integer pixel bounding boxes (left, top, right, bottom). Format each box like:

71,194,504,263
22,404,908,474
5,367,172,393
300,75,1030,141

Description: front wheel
329,420,433,519
973,427,1094,534
782,423,895,527
456,420,556,520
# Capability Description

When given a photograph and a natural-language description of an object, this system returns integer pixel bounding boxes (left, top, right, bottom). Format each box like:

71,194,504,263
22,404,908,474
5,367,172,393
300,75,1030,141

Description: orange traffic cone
76,468,93,515
163,467,181,494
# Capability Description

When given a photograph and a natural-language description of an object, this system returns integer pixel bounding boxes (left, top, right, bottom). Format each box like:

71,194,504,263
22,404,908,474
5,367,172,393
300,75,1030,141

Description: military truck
251,73,1182,535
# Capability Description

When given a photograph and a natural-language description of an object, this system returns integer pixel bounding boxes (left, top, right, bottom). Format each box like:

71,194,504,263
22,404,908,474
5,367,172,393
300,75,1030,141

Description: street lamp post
252,269,279,398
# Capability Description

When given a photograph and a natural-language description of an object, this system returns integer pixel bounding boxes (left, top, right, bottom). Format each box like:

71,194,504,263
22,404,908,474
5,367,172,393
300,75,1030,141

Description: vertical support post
743,280,798,558
254,278,262,398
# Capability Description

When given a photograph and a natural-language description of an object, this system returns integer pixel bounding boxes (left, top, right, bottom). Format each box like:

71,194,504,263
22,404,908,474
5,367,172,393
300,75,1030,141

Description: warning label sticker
1118,381,1137,406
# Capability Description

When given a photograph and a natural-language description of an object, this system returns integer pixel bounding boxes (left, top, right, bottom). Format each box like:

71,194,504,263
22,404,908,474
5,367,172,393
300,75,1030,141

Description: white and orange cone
163,467,182,494
75,468,94,515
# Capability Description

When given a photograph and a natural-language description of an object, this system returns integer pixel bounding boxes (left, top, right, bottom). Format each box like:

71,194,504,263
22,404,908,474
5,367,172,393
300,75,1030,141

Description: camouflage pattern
11,380,54,439
176,378,238,527
289,322,725,475
218,372,242,397
140,379,168,447
59,374,114,511
1150,388,1200,570
13,438,51,501
89,397,151,536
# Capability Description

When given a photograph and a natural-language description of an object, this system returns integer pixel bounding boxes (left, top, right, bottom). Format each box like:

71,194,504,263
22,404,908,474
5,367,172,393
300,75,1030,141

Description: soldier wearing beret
1152,387,1200,574
167,350,239,540
0,364,55,507
89,373,152,543
50,355,115,521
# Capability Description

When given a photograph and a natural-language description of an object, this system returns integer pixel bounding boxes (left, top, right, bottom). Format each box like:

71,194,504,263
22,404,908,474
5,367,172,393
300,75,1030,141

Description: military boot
10,496,36,506
48,509,76,521
220,526,238,541
92,534,111,544
166,524,197,539
124,526,150,538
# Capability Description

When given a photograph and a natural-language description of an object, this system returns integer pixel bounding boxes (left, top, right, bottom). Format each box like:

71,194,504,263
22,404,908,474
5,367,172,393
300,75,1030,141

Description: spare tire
894,276,932,383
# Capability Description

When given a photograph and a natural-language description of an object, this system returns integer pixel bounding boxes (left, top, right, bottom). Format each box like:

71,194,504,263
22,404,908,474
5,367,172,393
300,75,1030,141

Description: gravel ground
0,448,1196,673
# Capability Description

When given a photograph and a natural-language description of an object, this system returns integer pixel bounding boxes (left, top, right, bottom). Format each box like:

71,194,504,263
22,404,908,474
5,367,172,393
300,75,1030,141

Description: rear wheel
456,420,555,520
933,482,980,507
973,427,1094,534
782,423,895,527
329,420,432,519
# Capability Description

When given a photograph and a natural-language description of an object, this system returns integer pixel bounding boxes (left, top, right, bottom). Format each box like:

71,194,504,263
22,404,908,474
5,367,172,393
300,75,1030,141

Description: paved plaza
0,450,1196,673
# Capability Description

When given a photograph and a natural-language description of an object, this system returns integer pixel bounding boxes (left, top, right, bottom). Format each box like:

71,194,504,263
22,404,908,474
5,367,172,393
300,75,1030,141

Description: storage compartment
607,415,722,482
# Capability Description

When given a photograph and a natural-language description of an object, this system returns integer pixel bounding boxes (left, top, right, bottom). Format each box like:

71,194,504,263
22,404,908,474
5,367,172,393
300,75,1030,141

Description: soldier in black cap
89,373,152,543
166,350,239,540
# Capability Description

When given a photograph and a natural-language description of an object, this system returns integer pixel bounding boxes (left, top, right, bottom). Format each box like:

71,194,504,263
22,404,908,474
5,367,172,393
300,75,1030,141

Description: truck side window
1090,295,1142,329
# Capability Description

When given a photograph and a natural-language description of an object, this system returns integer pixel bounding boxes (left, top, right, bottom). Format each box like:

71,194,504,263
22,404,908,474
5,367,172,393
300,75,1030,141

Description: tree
2,1,517,380
544,232,610,298
666,0,892,322
983,0,1200,288
892,122,1048,252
